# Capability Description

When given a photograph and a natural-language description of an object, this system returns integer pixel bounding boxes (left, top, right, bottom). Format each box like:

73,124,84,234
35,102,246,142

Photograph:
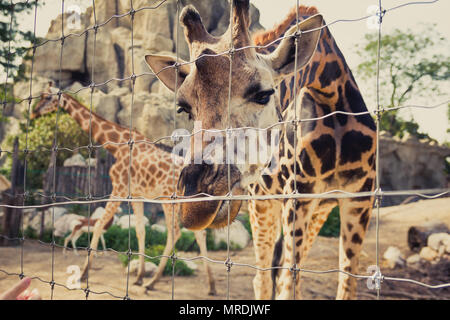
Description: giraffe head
145,0,323,230
31,82,61,119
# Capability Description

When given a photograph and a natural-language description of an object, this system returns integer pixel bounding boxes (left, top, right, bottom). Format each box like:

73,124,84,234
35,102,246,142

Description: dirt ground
0,197,449,300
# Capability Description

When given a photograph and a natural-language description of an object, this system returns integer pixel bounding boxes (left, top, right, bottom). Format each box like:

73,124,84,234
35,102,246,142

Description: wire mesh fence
0,0,449,300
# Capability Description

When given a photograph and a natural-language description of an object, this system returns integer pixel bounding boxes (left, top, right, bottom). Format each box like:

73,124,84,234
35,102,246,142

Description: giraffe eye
252,89,275,105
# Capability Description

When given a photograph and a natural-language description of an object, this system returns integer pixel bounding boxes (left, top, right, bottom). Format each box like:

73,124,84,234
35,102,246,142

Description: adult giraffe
145,0,376,300
32,85,216,295
247,5,377,300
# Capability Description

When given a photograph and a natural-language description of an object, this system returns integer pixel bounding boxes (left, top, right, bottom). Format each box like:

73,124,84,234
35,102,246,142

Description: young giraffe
32,86,216,295
247,5,377,300
145,1,375,300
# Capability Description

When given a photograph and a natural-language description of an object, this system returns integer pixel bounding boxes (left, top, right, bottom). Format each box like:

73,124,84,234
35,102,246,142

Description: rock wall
10,0,264,143
378,132,450,206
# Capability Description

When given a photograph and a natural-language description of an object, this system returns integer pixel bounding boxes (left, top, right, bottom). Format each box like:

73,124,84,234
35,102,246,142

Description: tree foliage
5,110,90,190
0,1,36,82
356,24,450,139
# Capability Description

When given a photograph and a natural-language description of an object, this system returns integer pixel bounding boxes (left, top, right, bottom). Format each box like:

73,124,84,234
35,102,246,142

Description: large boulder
93,93,121,123
427,233,450,257
212,220,250,250
33,9,92,86
86,30,121,92
89,0,117,31
64,153,87,167
383,246,405,269
24,207,68,232
127,259,157,276
117,214,150,229
379,134,450,206
54,213,84,237
117,91,192,142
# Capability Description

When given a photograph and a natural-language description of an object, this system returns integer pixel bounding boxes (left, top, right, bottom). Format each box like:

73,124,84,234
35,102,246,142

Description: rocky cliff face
378,132,449,206
11,0,264,142
2,0,449,206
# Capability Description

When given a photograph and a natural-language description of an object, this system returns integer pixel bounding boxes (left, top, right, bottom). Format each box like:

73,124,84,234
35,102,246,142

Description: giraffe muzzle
177,164,243,230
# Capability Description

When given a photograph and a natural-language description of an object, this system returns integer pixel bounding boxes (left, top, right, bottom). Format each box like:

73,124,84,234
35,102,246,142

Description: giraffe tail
271,232,284,300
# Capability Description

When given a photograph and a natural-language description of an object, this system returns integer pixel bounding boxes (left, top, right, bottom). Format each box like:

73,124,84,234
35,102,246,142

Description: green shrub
176,229,199,252
319,206,340,238
58,224,206,253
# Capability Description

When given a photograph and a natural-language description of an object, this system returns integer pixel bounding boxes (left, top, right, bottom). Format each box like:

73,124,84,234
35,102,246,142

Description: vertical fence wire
225,0,236,301
170,0,181,300
85,0,98,300
47,0,67,300
20,0,39,287
124,0,136,300
374,0,384,300
291,0,300,300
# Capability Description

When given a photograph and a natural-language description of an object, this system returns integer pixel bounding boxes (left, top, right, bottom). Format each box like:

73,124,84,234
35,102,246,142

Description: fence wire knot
367,265,384,291
129,8,136,20
130,73,137,84
225,258,233,272
126,248,133,259
84,287,90,298
289,264,299,275
377,8,386,23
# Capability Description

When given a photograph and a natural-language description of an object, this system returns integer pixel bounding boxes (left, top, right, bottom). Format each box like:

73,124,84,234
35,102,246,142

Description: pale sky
9,0,450,142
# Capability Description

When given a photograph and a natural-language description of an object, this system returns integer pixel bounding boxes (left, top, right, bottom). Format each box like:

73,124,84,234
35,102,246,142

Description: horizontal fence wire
0,0,449,300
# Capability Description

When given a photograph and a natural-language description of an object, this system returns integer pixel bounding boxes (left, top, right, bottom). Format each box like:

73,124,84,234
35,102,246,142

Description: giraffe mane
252,5,319,46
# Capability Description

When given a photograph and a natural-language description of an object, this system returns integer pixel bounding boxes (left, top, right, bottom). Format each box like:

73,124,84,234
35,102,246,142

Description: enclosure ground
0,197,449,300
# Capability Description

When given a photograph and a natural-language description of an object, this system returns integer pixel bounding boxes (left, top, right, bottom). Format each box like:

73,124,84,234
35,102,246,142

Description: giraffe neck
254,8,375,132
59,94,146,155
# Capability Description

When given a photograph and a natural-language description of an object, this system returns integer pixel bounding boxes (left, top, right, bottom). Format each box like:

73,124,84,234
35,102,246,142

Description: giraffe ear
267,14,323,78
144,54,190,92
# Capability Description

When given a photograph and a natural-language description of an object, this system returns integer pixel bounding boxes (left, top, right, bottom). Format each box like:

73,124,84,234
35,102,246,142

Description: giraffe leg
193,229,216,296
132,202,146,286
99,233,106,254
80,200,121,282
71,230,83,256
275,199,319,300
336,198,373,300
63,233,72,255
302,203,337,258
248,198,281,300
144,204,180,291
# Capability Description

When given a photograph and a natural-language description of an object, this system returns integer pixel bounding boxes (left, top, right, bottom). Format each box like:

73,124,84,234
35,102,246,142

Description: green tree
356,24,450,139
1,1,36,82
5,110,90,190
